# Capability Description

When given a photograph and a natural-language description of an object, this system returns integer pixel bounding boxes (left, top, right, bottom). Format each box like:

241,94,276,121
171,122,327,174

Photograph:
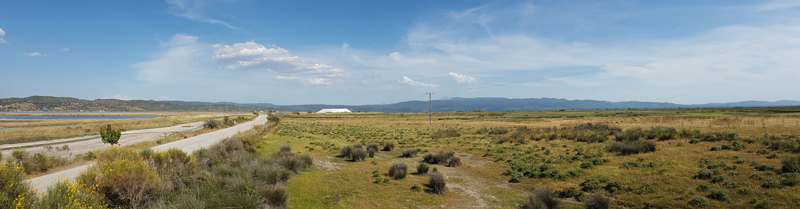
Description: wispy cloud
60,48,70,51
103,94,134,100
0,27,5,36
166,0,236,29
448,72,478,83
754,0,800,11
0,38,6,44
24,52,47,57
397,76,438,87
213,41,349,84
133,34,210,83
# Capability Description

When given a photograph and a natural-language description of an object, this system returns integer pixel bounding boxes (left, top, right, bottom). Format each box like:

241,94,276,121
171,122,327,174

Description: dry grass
264,107,800,208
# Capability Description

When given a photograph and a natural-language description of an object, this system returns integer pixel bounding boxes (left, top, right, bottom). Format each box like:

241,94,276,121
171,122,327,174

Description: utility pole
426,92,434,125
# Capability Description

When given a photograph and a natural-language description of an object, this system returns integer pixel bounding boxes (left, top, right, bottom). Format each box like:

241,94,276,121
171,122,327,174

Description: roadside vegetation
1,120,309,208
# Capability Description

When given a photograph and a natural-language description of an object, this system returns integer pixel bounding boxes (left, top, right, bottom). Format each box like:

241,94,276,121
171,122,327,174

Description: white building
316,108,352,113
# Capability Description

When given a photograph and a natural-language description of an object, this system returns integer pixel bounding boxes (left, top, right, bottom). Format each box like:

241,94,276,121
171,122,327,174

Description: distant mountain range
2,96,799,113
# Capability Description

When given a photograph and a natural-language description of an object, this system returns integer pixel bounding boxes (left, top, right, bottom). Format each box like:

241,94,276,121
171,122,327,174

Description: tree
99,124,121,146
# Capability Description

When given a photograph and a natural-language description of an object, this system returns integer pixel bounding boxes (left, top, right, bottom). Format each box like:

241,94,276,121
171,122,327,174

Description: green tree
99,124,121,146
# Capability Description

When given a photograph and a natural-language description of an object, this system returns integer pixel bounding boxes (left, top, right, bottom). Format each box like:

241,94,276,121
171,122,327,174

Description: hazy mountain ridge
2,96,799,112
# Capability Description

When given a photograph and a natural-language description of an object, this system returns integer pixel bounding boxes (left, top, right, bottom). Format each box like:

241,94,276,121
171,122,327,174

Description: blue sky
2,0,800,105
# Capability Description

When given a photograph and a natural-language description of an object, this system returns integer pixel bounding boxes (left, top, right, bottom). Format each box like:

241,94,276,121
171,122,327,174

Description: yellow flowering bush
39,179,106,209
78,149,160,209
0,162,36,208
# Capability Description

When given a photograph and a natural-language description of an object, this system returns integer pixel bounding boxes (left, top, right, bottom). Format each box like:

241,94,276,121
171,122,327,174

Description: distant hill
2,96,799,113
0,96,270,112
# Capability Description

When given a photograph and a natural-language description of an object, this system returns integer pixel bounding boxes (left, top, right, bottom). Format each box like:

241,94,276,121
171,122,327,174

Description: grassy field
255,107,800,208
0,113,251,144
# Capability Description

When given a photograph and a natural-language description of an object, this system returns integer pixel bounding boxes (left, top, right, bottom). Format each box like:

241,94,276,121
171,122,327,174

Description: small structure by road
316,108,352,113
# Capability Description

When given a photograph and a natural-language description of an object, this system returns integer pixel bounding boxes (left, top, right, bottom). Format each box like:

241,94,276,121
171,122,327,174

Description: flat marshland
0,113,248,144
255,107,800,208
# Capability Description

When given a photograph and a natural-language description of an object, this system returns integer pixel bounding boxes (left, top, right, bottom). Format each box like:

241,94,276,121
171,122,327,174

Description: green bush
509,172,523,183
411,184,422,192
431,128,461,139
99,124,121,145
752,162,774,171
580,177,602,192
556,187,583,200
382,142,395,151
693,169,715,179
697,184,709,191
782,155,800,173
580,161,594,169
389,163,408,180
689,138,700,144
429,172,446,195
78,159,160,208
340,144,367,162
751,197,773,209
707,188,730,201
203,119,222,129
262,184,288,208
584,193,611,209
688,195,709,207
522,187,560,209
711,175,725,184
761,178,782,189
607,140,656,155
736,187,751,195
780,173,799,186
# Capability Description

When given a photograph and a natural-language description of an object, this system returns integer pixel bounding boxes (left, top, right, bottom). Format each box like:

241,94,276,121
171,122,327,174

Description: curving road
26,114,268,192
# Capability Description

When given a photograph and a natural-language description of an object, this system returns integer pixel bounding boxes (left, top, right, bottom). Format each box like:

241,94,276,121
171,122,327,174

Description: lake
0,115,159,120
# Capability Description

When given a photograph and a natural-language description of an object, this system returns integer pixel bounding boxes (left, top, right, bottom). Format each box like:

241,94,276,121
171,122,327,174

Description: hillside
0,96,270,112
2,96,799,113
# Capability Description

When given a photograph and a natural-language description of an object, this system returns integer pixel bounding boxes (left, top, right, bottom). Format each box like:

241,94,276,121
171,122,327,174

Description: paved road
1,121,205,158
26,115,268,192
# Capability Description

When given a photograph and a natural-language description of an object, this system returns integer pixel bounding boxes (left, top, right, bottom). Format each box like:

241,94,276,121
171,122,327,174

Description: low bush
761,178,782,189
340,144,367,162
751,197,773,209
693,169,715,180
423,151,455,164
39,179,106,209
447,157,461,167
583,193,611,209
781,173,800,186
382,141,395,151
417,163,430,174
389,163,408,180
429,172,446,195
431,128,461,139
77,159,161,208
0,162,37,208
752,162,774,171
737,187,751,195
556,187,583,200
580,177,602,192
203,119,223,129
607,140,656,155
688,195,709,207
711,175,726,184
401,149,419,157
782,155,800,173
522,187,560,209
707,188,730,201
580,161,594,169
690,138,700,144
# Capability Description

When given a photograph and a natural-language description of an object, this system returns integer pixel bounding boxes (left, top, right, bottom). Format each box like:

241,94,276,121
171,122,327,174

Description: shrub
737,188,751,195
509,172,523,183
711,175,726,184
78,159,160,208
99,124,122,145
707,188,730,201
382,142,395,151
340,144,367,162
693,169,715,180
781,173,800,186
751,197,773,209
522,187,560,209
697,184,709,191
761,178,782,189
688,195,709,207
429,172,446,195
584,193,611,209
607,140,656,155
262,184,288,208
580,161,595,169
752,162,774,171
273,153,313,174
556,187,583,199
580,177,602,192
431,128,461,139
689,138,700,144
401,149,419,157
0,162,36,208
367,143,380,153
782,156,800,173
279,144,292,154
389,163,408,180
39,179,105,209
417,163,430,174
203,119,222,129
447,157,461,167
423,151,455,164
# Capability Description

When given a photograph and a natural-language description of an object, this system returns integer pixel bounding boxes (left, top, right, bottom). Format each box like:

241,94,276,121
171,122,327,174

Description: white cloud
60,48,70,51
213,41,348,77
275,75,332,85
133,34,210,83
166,0,236,29
397,76,438,87
448,72,478,83
24,52,47,57
0,38,6,44
160,96,170,100
0,27,5,36
389,52,436,65
103,94,134,100
342,42,349,50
